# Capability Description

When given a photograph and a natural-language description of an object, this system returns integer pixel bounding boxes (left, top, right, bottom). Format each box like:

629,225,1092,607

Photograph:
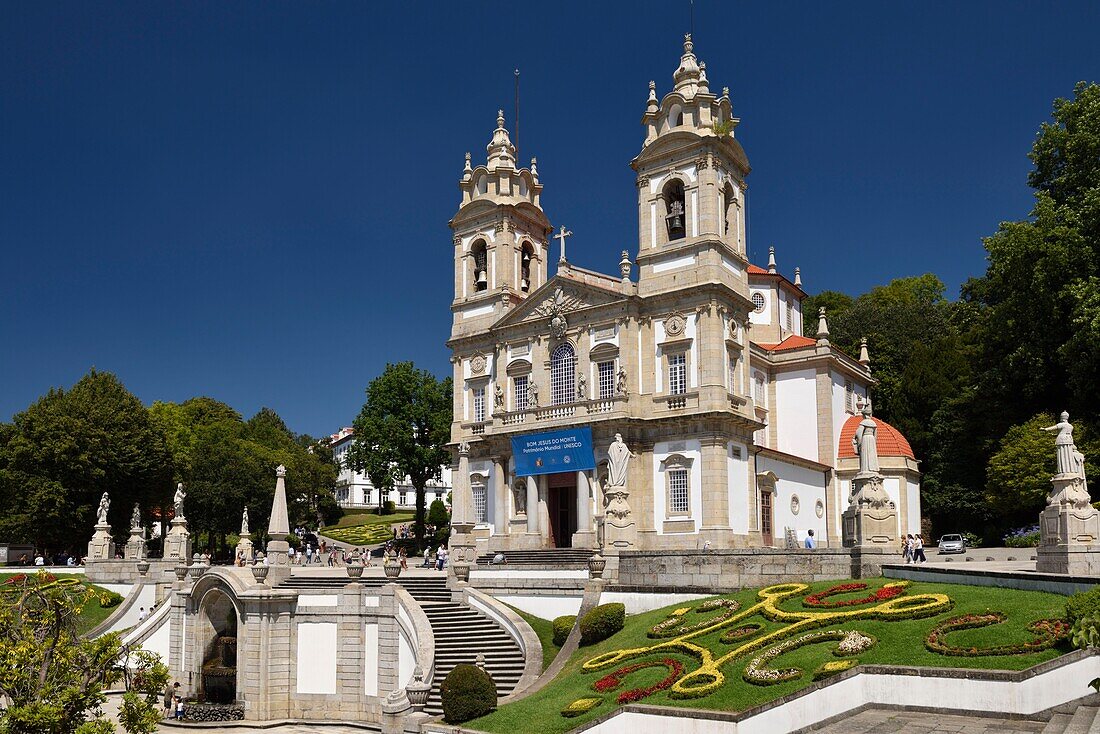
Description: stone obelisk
266,465,291,581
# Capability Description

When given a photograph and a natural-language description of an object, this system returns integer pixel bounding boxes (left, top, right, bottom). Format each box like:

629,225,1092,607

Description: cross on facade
554,225,573,263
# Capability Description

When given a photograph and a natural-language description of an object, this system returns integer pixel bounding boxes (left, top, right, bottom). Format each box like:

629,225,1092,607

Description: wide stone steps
1041,706,1098,734
422,603,525,717
279,575,452,604
475,548,595,567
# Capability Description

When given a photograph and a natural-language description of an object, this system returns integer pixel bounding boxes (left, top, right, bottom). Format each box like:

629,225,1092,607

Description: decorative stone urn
174,563,189,581
136,559,150,576
189,563,206,580
588,554,606,579
251,564,269,584
346,563,364,579
384,556,401,579
405,666,431,710
453,563,470,583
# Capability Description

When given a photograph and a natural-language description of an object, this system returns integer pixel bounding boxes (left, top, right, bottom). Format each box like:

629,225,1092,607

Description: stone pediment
491,274,627,334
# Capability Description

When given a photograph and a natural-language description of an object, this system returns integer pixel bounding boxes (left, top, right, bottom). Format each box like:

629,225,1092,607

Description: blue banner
512,427,596,476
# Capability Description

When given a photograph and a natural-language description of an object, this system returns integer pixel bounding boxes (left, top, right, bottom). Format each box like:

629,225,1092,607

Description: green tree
428,498,450,528
801,290,853,338
985,413,1058,528
0,573,124,733
351,363,452,545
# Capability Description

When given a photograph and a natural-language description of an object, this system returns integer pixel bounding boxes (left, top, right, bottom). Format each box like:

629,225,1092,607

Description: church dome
837,415,915,460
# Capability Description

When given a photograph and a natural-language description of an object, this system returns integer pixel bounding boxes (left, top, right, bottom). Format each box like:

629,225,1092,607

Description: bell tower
449,111,552,339
632,35,752,298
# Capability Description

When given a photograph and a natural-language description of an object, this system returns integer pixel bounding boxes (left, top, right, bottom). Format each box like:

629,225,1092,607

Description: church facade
446,36,921,553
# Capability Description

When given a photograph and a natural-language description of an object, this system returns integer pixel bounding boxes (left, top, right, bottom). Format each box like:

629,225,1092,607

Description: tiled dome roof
838,415,915,460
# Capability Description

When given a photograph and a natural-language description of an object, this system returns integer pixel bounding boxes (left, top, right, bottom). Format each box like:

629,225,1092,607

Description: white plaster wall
140,612,171,662
884,476,903,539
748,285,771,326
774,369,818,460
493,594,583,618
297,594,338,607
907,478,922,535
470,569,587,580
600,592,710,615
398,627,415,688
652,440,703,533
652,254,696,273
727,442,750,534
296,622,337,694
364,622,378,696
758,454,826,544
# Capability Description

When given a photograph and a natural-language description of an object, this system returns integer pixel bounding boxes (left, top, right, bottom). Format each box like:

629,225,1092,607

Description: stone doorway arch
195,586,240,704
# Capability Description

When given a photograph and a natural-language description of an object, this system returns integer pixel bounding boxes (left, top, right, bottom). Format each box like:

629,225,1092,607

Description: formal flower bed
812,658,856,681
649,599,741,638
924,613,1070,656
560,697,602,718
743,630,860,686
834,630,875,656
803,582,906,608
720,622,763,644
593,658,685,704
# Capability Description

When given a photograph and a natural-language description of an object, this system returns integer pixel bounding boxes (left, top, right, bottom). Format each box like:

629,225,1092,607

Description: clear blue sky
2,1,1098,437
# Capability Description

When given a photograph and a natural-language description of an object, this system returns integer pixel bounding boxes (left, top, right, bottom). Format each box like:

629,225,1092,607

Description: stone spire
647,81,659,113
462,152,472,180
673,34,703,97
816,307,830,346
859,337,871,367
794,267,802,287
266,464,291,567
767,246,777,274
486,109,517,170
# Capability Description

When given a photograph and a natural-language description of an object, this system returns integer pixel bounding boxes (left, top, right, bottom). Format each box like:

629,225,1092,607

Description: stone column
454,444,471,526
449,443,476,580
525,475,539,534
572,471,596,549
493,456,509,536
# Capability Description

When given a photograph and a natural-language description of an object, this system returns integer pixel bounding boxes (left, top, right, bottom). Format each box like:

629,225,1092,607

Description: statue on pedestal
843,399,897,547
130,503,141,530
604,433,637,549
96,492,110,526
241,506,250,535
173,483,187,521
1040,412,1092,508
1037,410,1100,575
607,434,633,488
852,400,880,475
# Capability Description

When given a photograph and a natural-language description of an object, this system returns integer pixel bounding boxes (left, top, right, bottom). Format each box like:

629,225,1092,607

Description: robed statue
1041,411,1080,477
607,433,634,488
173,483,187,520
241,506,250,535
130,503,141,529
852,400,880,475
96,492,110,525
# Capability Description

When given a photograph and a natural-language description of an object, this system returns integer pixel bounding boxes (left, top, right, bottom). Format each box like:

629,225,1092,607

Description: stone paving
811,708,1046,734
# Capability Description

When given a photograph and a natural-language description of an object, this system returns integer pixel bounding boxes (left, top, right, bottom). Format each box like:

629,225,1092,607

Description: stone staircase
475,548,594,567
420,601,525,717
280,575,453,603
1040,706,1099,733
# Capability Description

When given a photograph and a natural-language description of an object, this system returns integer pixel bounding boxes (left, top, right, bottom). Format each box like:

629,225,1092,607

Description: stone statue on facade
96,492,110,525
604,434,637,548
616,366,628,396
1041,412,1078,478
577,372,587,401
852,400,881,475
241,506,250,535
607,434,634,488
512,480,526,516
528,381,539,409
494,384,505,411
173,482,187,520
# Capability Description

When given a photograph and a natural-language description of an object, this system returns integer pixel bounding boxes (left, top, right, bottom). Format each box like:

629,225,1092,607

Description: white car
937,534,966,554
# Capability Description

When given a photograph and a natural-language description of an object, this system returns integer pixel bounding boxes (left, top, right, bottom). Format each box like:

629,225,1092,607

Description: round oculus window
751,293,766,313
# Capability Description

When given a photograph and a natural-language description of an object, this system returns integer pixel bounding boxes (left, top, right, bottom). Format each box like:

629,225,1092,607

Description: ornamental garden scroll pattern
561,581,1070,718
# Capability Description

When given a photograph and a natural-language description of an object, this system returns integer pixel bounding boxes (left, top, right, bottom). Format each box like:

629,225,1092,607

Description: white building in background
329,427,453,511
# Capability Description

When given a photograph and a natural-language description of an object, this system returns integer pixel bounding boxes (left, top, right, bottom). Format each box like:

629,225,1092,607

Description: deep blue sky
2,2,1098,437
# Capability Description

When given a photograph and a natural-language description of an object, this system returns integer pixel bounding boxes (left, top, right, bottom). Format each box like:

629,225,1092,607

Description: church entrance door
547,472,576,548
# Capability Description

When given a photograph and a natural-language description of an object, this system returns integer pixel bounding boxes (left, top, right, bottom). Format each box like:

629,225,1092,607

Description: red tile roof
747,264,768,274
838,415,915,460
756,334,817,351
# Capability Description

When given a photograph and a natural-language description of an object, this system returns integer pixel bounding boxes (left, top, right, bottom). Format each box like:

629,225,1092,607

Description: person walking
162,683,179,718
804,529,816,549
398,547,408,570
912,534,927,564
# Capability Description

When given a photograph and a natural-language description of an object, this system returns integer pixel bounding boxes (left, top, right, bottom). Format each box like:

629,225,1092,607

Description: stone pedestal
842,473,898,548
448,520,477,585
603,485,636,549
235,536,254,563
1036,475,1100,574
124,526,147,560
87,523,115,561
163,518,191,561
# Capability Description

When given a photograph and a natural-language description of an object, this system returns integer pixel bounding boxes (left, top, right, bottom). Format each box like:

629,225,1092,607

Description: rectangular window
845,380,854,413
598,360,615,399
398,490,407,506
785,299,793,331
473,386,485,422
728,353,738,393
669,352,687,395
668,468,689,514
514,375,528,410
754,373,766,407
473,484,487,523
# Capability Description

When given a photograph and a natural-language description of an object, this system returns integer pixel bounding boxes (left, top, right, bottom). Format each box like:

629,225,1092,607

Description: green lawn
0,572,118,635
507,606,561,673
322,511,414,546
469,579,1074,734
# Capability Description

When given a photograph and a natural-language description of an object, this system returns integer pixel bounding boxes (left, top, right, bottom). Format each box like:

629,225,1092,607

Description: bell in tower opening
471,240,488,292
663,179,686,241
520,243,533,292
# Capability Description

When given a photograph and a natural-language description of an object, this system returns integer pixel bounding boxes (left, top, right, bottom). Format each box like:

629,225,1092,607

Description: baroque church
446,36,921,553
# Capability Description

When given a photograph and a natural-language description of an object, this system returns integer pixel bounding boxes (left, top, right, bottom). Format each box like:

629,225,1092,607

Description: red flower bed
925,612,1071,656
2,572,56,586
803,583,904,608
592,658,685,704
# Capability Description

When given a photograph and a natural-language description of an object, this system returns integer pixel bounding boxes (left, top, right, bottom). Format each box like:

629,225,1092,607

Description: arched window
550,343,576,406
471,240,488,292
722,183,738,242
662,179,686,241
668,103,683,128
520,242,534,292
475,175,489,196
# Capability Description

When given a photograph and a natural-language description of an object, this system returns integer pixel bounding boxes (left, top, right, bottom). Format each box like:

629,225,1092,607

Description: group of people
903,534,927,564
161,682,183,719
14,550,80,567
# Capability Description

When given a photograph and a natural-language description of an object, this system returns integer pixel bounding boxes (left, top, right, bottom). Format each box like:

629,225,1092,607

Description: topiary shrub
580,603,625,646
1067,586,1100,626
428,499,450,528
552,615,576,647
381,500,396,515
100,590,124,608
440,663,496,724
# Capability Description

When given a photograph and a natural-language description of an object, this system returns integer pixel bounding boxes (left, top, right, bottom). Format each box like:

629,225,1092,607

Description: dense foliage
580,603,626,646
552,615,576,647
440,663,497,724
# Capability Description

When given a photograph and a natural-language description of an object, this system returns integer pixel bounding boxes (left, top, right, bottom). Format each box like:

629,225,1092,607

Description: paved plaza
812,709,1046,734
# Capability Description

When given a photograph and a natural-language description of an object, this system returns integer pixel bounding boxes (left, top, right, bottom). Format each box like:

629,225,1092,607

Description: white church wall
884,477,903,539
652,440,703,533
774,369,818,460
749,286,771,326
727,442,750,534
907,478,922,535
757,455,827,545
653,314,699,393
363,622,379,696
296,622,337,694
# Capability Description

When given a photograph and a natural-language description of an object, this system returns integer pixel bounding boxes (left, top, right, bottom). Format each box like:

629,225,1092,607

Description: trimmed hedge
552,615,576,647
100,590,124,608
580,603,625,646
1067,586,1100,626
441,663,496,724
